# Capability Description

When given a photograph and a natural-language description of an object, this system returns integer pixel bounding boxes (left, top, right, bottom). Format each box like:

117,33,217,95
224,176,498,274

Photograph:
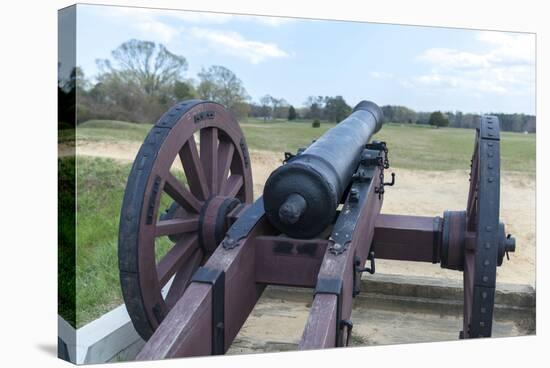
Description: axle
263,100,384,238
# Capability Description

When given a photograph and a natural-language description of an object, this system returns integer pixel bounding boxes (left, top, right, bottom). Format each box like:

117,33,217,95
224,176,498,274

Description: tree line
381,105,536,133
66,39,535,133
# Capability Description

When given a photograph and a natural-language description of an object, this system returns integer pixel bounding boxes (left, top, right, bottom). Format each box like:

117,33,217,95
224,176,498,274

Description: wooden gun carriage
118,99,516,359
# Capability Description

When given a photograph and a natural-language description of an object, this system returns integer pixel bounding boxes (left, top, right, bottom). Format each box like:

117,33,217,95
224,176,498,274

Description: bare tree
197,65,249,110
96,39,188,97
260,94,273,121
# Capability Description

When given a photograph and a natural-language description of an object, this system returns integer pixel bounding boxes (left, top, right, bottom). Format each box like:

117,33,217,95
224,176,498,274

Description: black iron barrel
263,100,384,238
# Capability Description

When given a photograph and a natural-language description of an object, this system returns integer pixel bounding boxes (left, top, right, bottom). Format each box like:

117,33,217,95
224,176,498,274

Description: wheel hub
198,196,241,253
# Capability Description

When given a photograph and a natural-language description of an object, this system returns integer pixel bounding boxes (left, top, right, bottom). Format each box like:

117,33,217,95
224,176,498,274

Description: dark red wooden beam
372,214,442,263
254,236,328,288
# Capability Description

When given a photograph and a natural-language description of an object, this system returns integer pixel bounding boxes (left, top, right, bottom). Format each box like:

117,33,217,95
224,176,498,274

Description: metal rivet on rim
480,321,485,327
485,243,491,249
484,260,490,266
488,177,494,183
486,226,492,232
482,291,488,298
488,142,494,147
481,307,486,313
482,276,489,282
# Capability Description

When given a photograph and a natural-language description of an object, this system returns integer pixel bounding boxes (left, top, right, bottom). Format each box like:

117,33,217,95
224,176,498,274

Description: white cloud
190,27,290,64
135,18,179,43
477,31,535,66
97,7,181,43
418,48,490,69
412,32,535,97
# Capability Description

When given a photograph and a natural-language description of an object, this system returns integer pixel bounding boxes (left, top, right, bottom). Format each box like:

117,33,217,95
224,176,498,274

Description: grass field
63,156,177,327
60,118,536,327
72,118,535,172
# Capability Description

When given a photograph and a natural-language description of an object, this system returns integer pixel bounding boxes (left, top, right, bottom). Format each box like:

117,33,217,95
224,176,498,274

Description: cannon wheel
118,100,253,340
462,116,501,338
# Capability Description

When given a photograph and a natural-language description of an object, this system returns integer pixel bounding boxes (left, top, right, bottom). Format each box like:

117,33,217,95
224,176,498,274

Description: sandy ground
227,286,533,354
66,140,536,286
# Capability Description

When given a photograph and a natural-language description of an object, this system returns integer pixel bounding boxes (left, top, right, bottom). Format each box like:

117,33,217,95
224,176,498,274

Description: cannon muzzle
263,100,384,238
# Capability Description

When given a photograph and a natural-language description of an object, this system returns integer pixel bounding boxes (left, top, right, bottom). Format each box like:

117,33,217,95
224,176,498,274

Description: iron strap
329,149,379,255
191,267,225,354
469,116,501,337
222,197,265,249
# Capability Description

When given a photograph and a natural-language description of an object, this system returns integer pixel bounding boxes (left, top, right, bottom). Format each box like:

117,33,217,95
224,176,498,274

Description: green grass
59,157,76,326
60,156,178,327
75,119,536,173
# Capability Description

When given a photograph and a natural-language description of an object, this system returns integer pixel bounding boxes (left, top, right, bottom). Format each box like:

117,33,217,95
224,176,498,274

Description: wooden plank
136,283,212,359
299,294,337,349
254,236,328,287
372,214,439,263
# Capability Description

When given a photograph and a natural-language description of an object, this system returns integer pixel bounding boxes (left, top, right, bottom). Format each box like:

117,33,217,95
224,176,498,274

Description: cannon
264,100,384,238
118,99,516,359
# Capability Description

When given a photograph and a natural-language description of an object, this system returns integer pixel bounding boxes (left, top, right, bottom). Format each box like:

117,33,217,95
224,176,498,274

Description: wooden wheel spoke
222,174,243,198
179,137,209,200
165,248,203,308
157,235,199,286
217,140,235,194
200,127,218,195
155,217,199,237
164,173,202,213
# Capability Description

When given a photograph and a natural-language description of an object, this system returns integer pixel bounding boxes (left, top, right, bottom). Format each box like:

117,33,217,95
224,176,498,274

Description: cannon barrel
263,100,384,238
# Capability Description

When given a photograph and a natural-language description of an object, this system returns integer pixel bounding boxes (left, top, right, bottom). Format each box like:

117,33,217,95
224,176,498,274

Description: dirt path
67,140,536,286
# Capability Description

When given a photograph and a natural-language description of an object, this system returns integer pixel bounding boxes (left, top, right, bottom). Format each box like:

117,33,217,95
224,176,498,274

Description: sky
74,4,536,114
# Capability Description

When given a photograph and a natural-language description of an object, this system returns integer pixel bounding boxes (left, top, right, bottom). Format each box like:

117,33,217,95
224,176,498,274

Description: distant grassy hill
73,119,535,173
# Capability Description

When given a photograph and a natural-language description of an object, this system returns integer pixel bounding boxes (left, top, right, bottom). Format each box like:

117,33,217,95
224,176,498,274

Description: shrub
429,111,450,128
312,119,321,128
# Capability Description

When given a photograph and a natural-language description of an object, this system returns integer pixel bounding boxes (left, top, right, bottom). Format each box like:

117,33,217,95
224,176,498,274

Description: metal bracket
222,198,265,249
329,149,379,255
353,251,375,297
191,267,225,354
314,278,345,347
365,140,390,169
340,320,354,347
283,147,306,164
283,152,295,163
193,110,216,124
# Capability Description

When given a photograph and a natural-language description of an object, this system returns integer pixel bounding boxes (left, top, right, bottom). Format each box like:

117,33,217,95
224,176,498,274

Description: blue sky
75,4,535,114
